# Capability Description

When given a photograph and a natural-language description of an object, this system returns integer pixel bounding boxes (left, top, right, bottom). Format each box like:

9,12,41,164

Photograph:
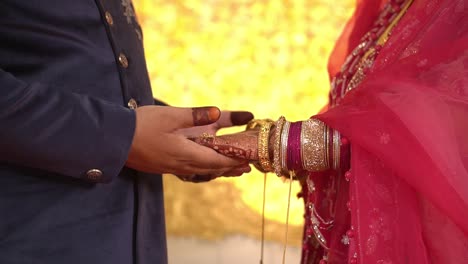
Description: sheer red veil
315,0,468,262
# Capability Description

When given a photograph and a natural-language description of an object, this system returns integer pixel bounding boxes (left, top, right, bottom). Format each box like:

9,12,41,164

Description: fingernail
192,106,221,126
231,111,254,125
207,107,221,121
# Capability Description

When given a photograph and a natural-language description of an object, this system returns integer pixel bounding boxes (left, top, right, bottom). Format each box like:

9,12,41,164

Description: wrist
269,117,341,175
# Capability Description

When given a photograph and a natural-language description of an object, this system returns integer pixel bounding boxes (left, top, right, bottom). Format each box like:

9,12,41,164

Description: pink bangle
287,121,303,172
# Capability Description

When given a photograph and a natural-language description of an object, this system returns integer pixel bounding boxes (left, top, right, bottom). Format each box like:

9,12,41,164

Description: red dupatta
307,0,468,263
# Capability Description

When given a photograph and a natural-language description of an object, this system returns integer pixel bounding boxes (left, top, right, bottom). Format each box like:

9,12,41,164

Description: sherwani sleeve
0,68,136,183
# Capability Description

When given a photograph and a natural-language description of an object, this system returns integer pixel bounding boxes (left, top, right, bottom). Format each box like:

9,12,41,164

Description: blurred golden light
135,0,353,245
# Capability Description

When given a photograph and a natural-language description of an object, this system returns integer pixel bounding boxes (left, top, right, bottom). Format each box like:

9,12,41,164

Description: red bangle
287,121,303,171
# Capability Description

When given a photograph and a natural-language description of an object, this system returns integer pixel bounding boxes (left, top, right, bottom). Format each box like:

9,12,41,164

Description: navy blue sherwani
0,1,167,263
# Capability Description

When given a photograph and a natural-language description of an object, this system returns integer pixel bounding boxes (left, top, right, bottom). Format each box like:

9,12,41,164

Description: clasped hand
125,105,253,182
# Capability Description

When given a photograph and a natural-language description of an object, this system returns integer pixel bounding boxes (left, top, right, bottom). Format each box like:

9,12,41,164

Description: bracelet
287,121,303,172
280,121,291,174
300,118,329,171
273,116,286,176
258,120,274,172
332,129,341,170
325,125,331,169
251,118,335,172
246,119,274,173
246,118,273,131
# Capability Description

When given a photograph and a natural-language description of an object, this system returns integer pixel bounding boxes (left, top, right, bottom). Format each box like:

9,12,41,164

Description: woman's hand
190,129,260,161
189,118,280,160
126,106,252,179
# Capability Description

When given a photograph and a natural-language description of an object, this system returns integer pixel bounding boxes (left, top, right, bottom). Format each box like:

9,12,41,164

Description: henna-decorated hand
190,121,279,165
190,130,260,161
126,106,252,181
175,110,254,182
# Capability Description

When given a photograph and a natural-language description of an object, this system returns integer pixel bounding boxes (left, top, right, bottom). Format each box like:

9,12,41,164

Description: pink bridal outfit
191,0,468,263
301,0,468,263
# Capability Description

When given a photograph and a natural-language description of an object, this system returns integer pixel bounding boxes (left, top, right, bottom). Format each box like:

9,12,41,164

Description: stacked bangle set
254,117,341,176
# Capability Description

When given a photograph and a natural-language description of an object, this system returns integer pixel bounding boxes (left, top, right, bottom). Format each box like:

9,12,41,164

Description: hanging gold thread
282,171,294,264
259,172,267,264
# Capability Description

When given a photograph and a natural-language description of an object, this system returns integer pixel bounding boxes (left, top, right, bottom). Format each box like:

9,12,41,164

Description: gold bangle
280,121,291,174
246,119,274,173
325,126,330,169
273,116,286,176
300,118,329,171
246,118,274,131
258,120,274,172
333,129,341,170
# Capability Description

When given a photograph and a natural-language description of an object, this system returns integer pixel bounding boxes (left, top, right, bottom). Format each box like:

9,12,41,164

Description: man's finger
184,165,251,182
188,174,214,183
162,106,221,130
192,106,221,126
216,111,254,129
231,111,254,126
222,165,252,177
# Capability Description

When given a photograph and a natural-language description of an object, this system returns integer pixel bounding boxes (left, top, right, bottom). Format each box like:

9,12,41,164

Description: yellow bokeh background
134,0,353,245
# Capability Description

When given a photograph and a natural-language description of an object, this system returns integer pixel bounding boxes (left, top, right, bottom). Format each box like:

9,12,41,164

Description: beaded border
280,121,291,174
301,119,329,171
258,121,274,172
273,116,286,176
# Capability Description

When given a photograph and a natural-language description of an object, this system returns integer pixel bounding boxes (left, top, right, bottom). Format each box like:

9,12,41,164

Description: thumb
170,106,221,129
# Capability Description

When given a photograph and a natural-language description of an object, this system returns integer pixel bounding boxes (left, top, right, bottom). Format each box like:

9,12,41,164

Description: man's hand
125,106,251,179
175,110,254,138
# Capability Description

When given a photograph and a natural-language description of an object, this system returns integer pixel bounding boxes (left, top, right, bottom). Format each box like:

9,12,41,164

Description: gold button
118,53,129,68
105,11,114,26
86,169,103,180
128,98,138,109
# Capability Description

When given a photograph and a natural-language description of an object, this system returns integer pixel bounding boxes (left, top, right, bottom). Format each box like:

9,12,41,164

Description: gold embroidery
330,0,414,105
257,120,274,172
122,0,138,24
135,28,142,40
300,119,329,171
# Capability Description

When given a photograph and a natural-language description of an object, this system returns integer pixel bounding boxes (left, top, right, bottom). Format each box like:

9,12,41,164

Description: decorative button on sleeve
105,11,114,26
118,53,129,68
127,98,138,109
86,169,103,181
